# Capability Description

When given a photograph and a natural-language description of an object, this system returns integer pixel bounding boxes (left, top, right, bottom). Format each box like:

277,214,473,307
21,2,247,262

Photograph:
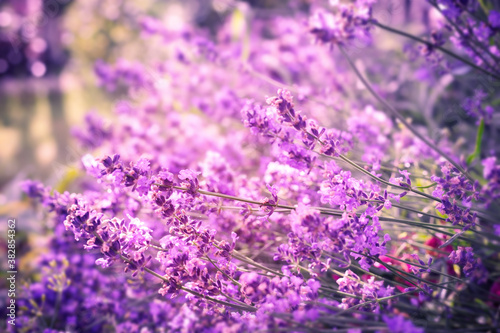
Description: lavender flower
489,10,500,29
461,89,494,124
309,1,374,47
448,246,477,278
383,314,424,333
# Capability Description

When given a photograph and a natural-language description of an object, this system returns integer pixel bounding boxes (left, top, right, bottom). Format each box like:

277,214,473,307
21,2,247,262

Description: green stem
93,232,256,313
168,184,491,244
332,289,416,316
232,250,285,277
383,254,464,283
181,286,255,312
335,154,408,190
370,255,457,293
414,182,438,189
373,21,500,81
134,257,257,312
429,1,500,64
370,199,444,220
205,255,242,288
50,290,62,328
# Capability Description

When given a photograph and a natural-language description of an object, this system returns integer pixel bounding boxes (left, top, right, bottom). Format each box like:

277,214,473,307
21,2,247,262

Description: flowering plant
6,0,500,332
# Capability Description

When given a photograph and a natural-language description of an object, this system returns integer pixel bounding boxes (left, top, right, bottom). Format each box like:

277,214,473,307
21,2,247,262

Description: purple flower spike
383,314,424,333
309,1,374,47
489,10,500,28
178,169,201,196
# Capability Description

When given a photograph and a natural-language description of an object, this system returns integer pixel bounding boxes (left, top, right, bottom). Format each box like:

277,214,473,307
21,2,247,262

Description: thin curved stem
383,254,465,283
334,153,408,191
168,184,498,246
338,46,474,183
373,21,500,81
317,151,444,203
205,255,242,288
92,232,257,313
428,0,500,65
135,258,257,312
331,289,416,316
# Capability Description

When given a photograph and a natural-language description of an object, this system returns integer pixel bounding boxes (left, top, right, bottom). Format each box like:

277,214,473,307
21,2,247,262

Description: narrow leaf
466,118,485,166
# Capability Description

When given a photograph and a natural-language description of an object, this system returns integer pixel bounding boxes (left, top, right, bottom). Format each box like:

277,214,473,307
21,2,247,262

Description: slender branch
167,184,494,245
414,182,438,189
335,154,409,191
180,285,256,312
383,254,464,283
133,258,257,312
369,199,444,220
428,0,500,65
205,255,242,288
367,255,456,293
92,232,257,313
232,250,285,277
332,289,416,316
319,146,443,203
372,21,500,81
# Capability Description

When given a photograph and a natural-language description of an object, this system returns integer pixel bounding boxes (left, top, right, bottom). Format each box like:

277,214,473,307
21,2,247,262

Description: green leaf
414,182,437,189
474,297,490,309
230,8,250,62
478,0,492,14
466,118,485,166
55,167,82,193
435,209,448,219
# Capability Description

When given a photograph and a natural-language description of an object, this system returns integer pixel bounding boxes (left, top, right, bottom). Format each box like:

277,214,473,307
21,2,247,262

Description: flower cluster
448,246,477,278
481,157,500,209
425,0,500,75
309,0,375,47
337,269,394,312
431,163,480,230
461,89,494,124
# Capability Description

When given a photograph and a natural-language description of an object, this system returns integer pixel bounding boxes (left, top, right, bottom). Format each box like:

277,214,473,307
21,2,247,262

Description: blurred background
0,0,433,193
